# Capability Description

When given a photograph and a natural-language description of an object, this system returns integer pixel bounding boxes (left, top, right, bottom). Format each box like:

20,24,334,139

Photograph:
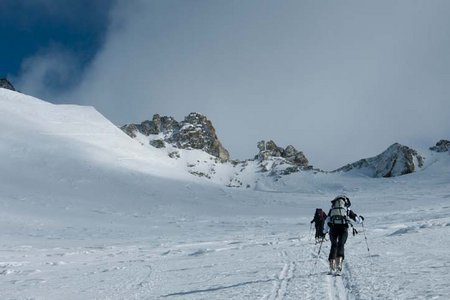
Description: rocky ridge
121,113,230,161
121,111,448,182
430,140,450,153
256,140,309,167
334,143,424,177
0,78,16,91
253,140,313,176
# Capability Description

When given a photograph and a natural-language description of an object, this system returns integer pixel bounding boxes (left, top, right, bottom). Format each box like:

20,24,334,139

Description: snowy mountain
1,86,450,299
122,113,445,185
430,139,450,153
333,143,425,177
121,113,230,161
120,114,319,188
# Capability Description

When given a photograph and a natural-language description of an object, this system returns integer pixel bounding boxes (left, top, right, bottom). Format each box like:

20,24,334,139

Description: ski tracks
325,258,366,300
264,236,325,300
265,250,296,300
314,246,354,300
327,273,350,300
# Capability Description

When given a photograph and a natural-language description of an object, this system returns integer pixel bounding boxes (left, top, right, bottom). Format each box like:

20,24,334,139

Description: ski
327,270,342,276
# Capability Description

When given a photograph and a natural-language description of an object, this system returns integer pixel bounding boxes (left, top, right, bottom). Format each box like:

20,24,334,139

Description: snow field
1,88,449,299
1,201,449,299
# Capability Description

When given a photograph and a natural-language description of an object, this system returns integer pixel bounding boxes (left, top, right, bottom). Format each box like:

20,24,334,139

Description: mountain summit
121,113,230,161
256,140,309,168
334,143,424,177
430,139,450,153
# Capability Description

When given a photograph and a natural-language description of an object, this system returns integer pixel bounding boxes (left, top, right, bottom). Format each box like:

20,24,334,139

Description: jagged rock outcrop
0,78,15,91
121,114,179,138
256,140,310,168
334,143,424,177
430,140,450,153
121,113,230,161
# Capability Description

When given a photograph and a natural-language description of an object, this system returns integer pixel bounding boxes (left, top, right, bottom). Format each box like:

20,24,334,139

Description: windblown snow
1,88,449,299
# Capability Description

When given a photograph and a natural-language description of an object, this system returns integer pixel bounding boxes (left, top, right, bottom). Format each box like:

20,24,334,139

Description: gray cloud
35,0,450,169
15,46,81,102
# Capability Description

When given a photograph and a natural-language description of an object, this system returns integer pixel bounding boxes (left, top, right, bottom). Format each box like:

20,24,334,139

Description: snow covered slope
0,89,196,181
1,88,450,299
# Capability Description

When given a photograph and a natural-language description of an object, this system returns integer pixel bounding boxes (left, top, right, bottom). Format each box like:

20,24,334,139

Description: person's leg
328,227,338,260
318,223,324,238
336,227,348,271
336,228,348,259
328,226,338,272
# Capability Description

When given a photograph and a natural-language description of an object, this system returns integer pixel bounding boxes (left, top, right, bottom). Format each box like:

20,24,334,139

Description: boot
336,257,343,272
329,259,336,274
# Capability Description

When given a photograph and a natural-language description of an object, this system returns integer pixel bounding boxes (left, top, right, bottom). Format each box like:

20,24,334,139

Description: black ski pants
328,224,348,260
315,222,325,239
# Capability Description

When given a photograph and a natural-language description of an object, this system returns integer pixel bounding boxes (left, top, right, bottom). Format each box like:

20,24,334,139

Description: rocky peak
121,112,230,161
0,78,15,91
152,114,180,134
122,114,180,138
256,140,309,167
430,140,450,153
170,113,229,161
335,143,424,177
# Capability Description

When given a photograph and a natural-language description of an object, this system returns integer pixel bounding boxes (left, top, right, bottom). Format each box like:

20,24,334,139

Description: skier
310,208,327,243
323,195,364,275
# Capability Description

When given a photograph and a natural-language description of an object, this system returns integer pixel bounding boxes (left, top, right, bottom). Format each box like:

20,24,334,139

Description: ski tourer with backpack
310,208,327,243
323,195,364,276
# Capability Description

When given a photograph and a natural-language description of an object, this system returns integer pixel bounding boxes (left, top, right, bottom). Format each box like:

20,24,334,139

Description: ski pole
311,236,325,275
309,223,313,240
361,222,372,261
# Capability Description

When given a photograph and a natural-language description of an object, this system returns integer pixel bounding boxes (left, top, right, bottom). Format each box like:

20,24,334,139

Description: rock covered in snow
430,140,450,153
256,140,309,168
0,78,15,91
334,143,424,177
121,113,230,161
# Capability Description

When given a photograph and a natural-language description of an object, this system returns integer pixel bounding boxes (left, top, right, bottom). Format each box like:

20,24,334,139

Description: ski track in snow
264,251,295,300
1,210,450,299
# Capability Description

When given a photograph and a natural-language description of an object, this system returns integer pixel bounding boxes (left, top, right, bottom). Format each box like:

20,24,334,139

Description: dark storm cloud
1,0,114,97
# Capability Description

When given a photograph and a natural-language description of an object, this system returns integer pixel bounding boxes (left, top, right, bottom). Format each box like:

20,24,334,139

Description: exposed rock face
430,140,450,153
334,143,424,177
170,113,230,160
0,78,15,91
121,113,230,161
256,140,309,168
121,114,179,138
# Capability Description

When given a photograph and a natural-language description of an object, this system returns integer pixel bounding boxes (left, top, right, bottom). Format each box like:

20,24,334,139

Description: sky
2,0,450,170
